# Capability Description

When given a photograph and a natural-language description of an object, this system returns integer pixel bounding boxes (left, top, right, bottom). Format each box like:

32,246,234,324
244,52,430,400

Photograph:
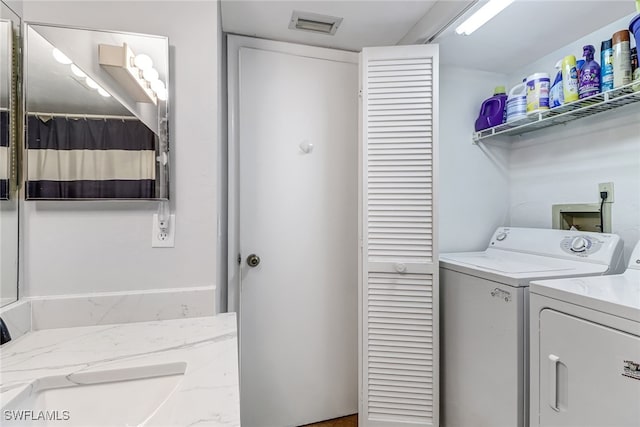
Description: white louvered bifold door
359,45,439,427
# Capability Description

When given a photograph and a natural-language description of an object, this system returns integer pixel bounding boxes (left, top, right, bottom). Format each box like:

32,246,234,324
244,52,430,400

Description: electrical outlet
598,182,614,203
152,214,175,247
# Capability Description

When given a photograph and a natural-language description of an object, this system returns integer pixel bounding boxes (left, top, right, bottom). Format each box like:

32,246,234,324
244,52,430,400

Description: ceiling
221,0,637,73
221,0,442,51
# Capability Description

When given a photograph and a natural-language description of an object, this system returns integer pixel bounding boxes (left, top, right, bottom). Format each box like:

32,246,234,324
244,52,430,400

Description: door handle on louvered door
246,254,261,268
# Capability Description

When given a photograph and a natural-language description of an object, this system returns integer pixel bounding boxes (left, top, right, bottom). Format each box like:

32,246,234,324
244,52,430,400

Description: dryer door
539,309,640,427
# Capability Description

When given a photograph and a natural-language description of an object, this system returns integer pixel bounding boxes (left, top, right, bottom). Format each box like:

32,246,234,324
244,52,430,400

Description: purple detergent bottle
578,45,601,99
474,86,508,131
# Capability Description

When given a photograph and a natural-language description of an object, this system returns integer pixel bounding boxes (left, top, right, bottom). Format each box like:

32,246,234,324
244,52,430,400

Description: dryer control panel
560,236,604,257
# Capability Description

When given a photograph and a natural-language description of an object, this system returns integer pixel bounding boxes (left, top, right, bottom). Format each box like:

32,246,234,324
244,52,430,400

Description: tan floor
301,414,358,427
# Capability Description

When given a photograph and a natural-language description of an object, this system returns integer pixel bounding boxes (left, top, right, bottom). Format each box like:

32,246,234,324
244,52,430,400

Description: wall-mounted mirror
24,23,169,200
0,0,19,307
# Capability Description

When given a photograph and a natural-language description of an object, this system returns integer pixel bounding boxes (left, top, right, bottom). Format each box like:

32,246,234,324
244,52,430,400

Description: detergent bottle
549,61,564,108
506,80,527,121
561,55,579,103
475,86,508,131
578,45,601,98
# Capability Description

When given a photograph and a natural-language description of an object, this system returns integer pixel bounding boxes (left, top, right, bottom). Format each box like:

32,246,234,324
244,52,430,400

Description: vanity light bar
98,43,158,105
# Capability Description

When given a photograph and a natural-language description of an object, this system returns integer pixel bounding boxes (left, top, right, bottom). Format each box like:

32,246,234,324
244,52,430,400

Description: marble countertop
0,314,240,426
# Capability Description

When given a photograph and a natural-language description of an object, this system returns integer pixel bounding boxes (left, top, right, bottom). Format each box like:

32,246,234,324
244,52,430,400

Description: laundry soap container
578,45,601,98
526,73,550,113
506,81,527,121
632,14,640,46
474,86,507,131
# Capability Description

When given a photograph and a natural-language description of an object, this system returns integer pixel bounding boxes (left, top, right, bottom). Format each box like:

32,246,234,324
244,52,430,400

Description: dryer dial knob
570,237,589,252
496,232,507,241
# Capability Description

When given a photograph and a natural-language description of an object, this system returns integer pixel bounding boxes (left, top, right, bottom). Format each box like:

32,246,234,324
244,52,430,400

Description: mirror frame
0,0,21,308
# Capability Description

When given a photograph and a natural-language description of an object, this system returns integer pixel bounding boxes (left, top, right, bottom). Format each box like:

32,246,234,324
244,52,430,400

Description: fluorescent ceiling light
455,0,514,36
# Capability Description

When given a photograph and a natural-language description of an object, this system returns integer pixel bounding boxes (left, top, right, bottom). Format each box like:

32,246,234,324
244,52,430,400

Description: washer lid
441,252,573,274
530,270,640,322
440,249,609,286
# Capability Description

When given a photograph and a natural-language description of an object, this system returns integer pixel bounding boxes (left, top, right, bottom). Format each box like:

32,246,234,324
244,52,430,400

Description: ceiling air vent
289,11,343,36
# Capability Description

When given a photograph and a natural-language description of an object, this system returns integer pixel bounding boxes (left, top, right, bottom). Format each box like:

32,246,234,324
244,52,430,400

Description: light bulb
143,68,159,82
70,64,86,78
150,79,165,93
86,77,99,89
156,87,168,101
133,54,153,71
97,87,111,97
52,48,72,65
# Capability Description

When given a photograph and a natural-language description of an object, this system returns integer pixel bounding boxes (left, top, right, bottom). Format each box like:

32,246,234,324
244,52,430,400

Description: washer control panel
487,227,622,266
560,235,604,257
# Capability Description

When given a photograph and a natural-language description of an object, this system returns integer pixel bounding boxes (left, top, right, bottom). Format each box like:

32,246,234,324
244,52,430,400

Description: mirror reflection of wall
0,0,19,308
25,24,169,200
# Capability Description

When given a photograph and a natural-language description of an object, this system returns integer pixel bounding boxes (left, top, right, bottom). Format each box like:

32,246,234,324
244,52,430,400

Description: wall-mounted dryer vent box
552,203,611,233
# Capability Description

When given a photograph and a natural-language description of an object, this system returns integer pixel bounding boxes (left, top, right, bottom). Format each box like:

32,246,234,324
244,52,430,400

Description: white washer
529,242,640,427
439,227,625,427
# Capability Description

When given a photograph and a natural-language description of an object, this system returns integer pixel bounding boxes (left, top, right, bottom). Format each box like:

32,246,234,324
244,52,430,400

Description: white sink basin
2,362,186,426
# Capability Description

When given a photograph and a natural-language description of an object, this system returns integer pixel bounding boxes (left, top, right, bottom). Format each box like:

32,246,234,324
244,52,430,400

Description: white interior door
359,44,440,427
237,41,359,427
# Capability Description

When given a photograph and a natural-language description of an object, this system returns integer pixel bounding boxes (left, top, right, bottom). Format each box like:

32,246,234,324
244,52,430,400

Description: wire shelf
472,81,640,144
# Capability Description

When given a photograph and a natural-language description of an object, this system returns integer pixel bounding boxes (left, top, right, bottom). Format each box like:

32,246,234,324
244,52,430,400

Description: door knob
246,254,261,268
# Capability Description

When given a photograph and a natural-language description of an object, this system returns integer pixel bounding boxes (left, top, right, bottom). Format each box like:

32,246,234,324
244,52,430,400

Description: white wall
507,13,640,264
439,66,511,253
508,13,638,88
22,2,221,308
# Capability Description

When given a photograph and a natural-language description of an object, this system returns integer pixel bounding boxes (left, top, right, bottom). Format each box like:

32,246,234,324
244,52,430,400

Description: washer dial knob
570,237,589,252
496,232,508,241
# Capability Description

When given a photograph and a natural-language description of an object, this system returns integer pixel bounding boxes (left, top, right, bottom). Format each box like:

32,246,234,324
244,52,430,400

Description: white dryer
529,242,640,427
439,227,625,427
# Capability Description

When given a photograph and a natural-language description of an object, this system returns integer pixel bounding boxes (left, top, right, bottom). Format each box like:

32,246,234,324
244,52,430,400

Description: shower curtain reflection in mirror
27,115,157,199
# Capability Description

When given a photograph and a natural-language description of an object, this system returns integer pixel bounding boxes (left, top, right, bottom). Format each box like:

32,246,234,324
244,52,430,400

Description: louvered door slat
360,45,439,427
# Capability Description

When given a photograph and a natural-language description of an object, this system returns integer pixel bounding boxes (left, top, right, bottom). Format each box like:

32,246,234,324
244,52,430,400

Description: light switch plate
152,214,175,248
